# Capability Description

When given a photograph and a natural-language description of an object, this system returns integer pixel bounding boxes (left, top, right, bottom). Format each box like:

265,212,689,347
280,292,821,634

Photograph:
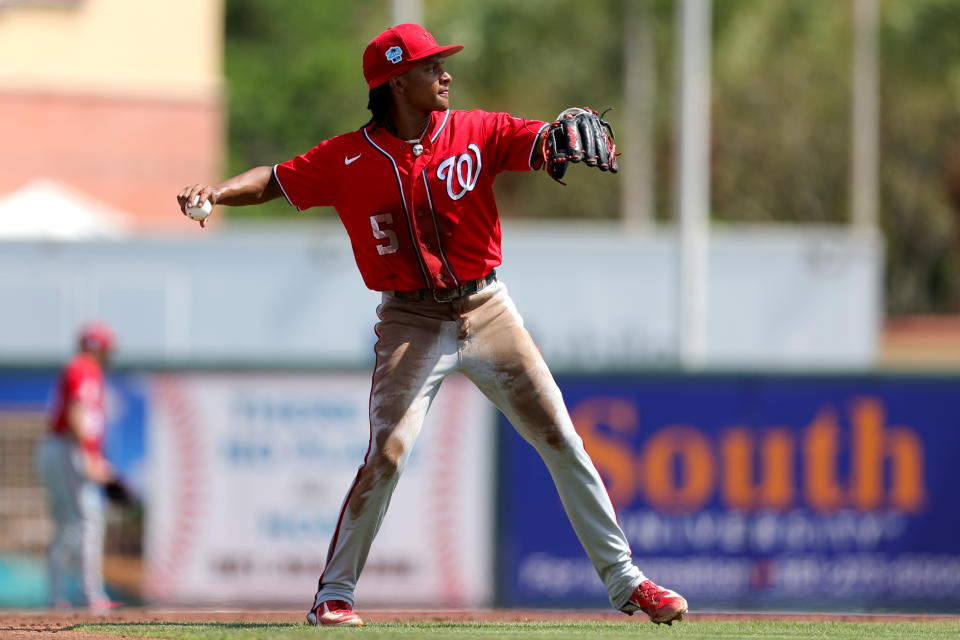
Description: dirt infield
2,608,958,639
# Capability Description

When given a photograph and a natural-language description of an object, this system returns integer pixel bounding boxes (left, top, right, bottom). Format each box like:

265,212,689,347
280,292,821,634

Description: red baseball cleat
306,599,364,627
88,599,124,614
620,579,688,624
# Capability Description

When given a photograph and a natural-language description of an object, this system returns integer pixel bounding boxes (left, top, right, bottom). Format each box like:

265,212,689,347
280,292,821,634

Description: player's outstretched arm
176,165,281,227
532,132,546,170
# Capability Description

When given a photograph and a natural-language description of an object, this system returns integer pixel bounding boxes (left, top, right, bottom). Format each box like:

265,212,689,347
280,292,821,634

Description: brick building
0,0,224,232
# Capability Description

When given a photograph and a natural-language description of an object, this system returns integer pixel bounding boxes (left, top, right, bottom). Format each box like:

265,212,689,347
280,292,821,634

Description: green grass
75,620,960,640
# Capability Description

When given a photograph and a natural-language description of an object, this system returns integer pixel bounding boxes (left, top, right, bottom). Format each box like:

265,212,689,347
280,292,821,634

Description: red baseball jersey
50,353,106,454
274,109,548,292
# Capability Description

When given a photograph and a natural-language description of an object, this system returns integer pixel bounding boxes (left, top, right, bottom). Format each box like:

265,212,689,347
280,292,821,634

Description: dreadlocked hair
364,83,392,131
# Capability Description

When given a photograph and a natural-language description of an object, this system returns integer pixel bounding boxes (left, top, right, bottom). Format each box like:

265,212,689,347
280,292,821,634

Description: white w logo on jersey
436,143,482,201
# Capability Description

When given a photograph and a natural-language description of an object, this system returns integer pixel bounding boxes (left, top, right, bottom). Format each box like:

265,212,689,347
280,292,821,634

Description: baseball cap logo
385,45,403,64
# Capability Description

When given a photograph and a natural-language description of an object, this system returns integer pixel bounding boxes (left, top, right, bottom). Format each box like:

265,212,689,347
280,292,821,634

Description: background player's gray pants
313,281,644,610
34,435,108,606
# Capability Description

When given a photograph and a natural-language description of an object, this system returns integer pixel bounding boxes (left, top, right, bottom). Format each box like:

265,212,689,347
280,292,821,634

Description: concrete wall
0,221,883,371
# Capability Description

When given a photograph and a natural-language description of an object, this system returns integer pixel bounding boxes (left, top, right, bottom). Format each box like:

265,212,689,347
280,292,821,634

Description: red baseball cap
363,23,463,90
79,321,115,352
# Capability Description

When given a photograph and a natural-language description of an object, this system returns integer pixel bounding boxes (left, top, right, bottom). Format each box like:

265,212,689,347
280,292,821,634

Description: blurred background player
33,322,120,612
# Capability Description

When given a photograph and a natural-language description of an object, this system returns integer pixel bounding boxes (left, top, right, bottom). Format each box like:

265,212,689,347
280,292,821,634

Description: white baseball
186,197,213,222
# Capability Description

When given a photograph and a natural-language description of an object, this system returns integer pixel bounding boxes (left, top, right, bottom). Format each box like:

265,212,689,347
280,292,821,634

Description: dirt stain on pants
313,281,643,610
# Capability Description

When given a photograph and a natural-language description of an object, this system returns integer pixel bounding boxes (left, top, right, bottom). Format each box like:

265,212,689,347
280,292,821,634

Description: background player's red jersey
275,108,548,292
49,352,106,455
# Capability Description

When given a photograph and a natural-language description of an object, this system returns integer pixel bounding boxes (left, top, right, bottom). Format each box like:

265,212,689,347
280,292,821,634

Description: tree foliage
879,0,960,312
223,0,960,313
224,0,390,218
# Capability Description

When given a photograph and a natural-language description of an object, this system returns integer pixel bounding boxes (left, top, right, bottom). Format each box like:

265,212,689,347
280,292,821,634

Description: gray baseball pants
312,280,644,610
34,434,109,607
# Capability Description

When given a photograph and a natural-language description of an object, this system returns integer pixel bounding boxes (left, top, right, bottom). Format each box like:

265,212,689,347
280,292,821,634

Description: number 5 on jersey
370,213,398,255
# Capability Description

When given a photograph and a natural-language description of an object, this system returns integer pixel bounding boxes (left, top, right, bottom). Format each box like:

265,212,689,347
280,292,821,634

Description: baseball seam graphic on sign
428,376,468,605
149,375,204,603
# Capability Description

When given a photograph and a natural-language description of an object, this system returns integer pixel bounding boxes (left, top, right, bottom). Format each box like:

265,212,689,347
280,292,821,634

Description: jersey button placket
408,172,439,288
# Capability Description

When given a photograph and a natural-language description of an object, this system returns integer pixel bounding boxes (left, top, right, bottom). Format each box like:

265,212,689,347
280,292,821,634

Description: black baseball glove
104,477,135,506
542,107,618,184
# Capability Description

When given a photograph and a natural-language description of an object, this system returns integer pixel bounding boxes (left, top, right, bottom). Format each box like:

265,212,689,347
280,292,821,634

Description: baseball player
34,322,120,612
177,23,687,627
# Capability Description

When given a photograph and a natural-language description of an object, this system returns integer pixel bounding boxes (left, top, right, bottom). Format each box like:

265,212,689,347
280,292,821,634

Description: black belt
386,270,497,303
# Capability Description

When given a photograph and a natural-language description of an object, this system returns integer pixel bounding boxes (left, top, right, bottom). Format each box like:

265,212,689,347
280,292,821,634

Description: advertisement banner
145,371,494,607
499,375,960,610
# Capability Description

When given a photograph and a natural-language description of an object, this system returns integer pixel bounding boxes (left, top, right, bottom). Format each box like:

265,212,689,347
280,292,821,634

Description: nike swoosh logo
344,154,361,165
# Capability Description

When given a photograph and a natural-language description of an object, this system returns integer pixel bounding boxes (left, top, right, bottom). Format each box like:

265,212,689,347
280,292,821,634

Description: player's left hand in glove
103,477,135,506
542,107,618,184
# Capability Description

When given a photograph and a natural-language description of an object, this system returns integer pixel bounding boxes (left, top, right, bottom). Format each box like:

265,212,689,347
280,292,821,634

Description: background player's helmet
78,321,115,353
363,23,463,90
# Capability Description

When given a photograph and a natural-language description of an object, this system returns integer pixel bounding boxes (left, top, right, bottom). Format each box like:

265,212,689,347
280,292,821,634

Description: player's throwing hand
176,185,218,227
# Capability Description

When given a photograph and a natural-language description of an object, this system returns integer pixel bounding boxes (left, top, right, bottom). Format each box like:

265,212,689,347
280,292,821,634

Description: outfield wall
500,374,960,611
2,369,958,610
0,222,881,370
144,371,494,607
